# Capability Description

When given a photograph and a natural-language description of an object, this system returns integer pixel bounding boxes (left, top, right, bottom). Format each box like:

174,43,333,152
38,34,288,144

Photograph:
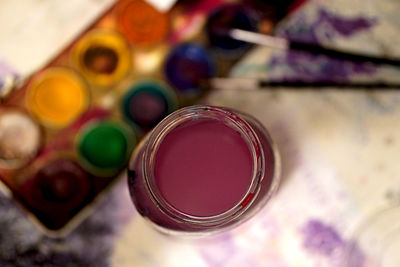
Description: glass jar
128,105,280,235
343,205,400,267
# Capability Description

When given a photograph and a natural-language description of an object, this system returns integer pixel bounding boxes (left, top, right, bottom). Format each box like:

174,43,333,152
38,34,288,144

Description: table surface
1,0,400,266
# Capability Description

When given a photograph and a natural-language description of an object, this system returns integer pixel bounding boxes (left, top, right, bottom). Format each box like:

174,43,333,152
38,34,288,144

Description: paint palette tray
0,0,301,236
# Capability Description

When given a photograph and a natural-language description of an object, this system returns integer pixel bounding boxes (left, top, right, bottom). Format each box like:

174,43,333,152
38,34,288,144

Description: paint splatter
268,9,378,82
302,220,344,256
282,9,377,44
0,60,19,98
0,59,18,78
269,51,376,82
0,180,132,267
198,233,238,267
345,240,367,267
302,220,366,266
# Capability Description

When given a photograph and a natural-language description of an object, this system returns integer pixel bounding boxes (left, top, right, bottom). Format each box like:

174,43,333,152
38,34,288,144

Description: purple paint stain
0,60,18,77
345,240,366,267
0,179,129,267
302,220,366,267
199,233,238,267
0,60,19,93
320,10,376,36
282,9,377,44
269,50,376,82
268,8,378,82
302,220,344,256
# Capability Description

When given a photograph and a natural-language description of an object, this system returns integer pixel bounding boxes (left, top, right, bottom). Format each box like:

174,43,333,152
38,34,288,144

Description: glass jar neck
142,105,266,227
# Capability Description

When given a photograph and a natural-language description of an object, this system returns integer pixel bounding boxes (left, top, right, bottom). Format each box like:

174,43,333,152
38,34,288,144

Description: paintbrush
219,28,400,67
211,77,400,90
209,28,400,89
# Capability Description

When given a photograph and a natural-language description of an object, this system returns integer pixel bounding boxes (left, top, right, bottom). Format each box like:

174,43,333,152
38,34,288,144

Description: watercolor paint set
0,0,302,236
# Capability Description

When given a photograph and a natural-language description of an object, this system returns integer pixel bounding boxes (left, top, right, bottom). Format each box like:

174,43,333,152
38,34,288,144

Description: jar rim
141,105,268,226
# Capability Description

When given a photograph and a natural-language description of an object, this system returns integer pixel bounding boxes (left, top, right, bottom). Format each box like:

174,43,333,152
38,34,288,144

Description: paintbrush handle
289,40,400,66
228,29,400,67
211,77,400,90
258,80,400,89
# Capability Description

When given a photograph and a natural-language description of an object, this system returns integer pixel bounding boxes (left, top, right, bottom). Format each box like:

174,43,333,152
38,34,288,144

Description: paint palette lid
343,205,400,267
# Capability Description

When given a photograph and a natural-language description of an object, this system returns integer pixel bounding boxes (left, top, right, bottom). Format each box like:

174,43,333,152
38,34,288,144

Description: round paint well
72,30,131,86
164,43,215,95
26,68,89,128
77,121,135,176
343,206,400,267
20,158,91,214
205,4,258,52
116,0,169,46
83,46,119,74
0,109,42,168
122,81,178,129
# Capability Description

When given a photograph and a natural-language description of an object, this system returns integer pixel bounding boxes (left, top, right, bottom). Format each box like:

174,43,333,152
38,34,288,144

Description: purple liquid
154,119,253,216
